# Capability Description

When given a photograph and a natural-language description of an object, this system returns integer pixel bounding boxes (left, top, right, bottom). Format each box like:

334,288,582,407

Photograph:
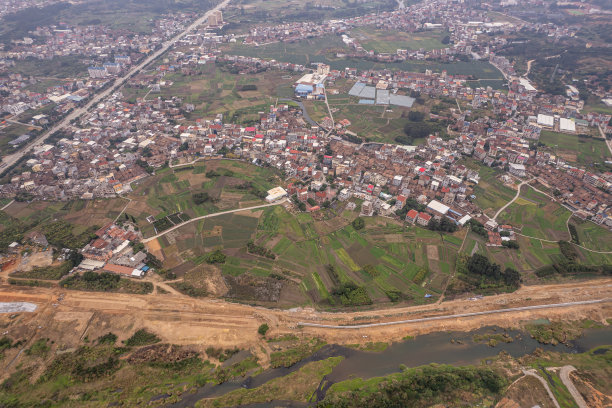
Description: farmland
123,65,299,124
497,186,571,241
469,164,516,217
125,160,280,238
2,199,127,235
539,131,609,165
351,27,449,53
569,217,612,252
150,199,469,309
222,37,504,78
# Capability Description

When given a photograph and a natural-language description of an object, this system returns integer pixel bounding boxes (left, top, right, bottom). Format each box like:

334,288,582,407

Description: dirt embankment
0,279,610,379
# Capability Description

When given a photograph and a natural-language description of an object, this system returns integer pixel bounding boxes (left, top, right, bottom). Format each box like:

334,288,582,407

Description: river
166,324,612,408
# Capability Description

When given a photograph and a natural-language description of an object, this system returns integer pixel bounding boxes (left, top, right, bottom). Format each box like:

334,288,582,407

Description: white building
88,66,108,78
266,186,288,203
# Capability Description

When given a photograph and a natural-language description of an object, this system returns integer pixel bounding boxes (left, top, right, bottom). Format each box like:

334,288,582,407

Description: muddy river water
167,324,612,408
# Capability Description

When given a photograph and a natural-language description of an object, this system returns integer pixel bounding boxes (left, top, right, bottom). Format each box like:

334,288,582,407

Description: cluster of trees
467,219,488,239
427,217,458,233
395,197,426,217
291,194,307,212
0,213,24,251
320,364,506,408
60,271,121,291
466,254,520,288
205,250,226,264
246,241,276,259
324,264,371,306
535,240,612,278
331,282,372,307
42,221,98,250
502,240,520,249
568,224,580,244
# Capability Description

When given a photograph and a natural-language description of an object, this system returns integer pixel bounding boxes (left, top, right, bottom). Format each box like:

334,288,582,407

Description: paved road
298,298,610,329
559,365,588,408
142,199,287,242
493,178,532,220
0,0,230,173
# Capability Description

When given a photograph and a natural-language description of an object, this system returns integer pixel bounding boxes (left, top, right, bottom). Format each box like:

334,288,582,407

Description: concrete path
298,298,610,329
0,199,14,211
142,199,287,242
523,369,561,408
559,365,588,408
493,179,532,220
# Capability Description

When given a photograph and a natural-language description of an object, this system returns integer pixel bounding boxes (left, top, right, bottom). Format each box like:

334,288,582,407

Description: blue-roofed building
295,83,314,97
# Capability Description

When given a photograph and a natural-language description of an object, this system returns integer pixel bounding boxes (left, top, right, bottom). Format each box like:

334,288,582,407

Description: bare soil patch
426,245,439,261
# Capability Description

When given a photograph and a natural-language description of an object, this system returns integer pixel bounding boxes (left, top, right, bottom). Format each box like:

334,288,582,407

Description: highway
298,298,610,329
0,0,230,173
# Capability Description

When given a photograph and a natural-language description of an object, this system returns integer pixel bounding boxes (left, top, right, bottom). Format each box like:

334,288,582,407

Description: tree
408,111,425,122
258,323,269,336
503,267,520,287
193,192,210,205
352,217,365,230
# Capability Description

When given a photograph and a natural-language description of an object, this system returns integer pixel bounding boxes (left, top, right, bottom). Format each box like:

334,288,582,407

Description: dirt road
1,279,610,348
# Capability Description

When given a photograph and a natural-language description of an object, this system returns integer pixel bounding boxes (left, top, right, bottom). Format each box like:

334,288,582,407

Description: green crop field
126,160,280,237
126,65,299,124
351,27,449,53
569,217,612,252
540,130,609,165
470,164,516,217
222,37,503,79
497,186,571,241
155,201,474,309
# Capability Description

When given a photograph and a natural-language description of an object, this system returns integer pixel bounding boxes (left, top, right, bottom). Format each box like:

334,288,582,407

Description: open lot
351,27,449,53
540,130,609,165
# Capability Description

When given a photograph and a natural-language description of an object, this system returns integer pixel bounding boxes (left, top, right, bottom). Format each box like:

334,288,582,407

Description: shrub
96,332,118,345
352,217,365,230
193,192,210,205
258,323,269,336
205,250,226,264
125,329,160,347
